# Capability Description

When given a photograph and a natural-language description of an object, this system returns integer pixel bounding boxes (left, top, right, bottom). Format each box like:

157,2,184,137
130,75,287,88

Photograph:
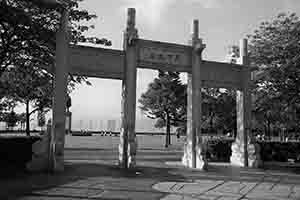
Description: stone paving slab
32,187,103,199
59,176,156,192
153,179,300,200
217,197,243,200
153,180,223,195
59,179,101,188
246,192,291,200
281,177,300,185
291,186,300,199
203,190,242,199
14,174,300,200
253,182,275,190
160,194,199,200
196,194,219,200
91,190,164,200
17,196,87,200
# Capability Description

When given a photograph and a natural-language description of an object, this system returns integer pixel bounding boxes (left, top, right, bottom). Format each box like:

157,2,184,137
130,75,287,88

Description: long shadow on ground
0,162,187,200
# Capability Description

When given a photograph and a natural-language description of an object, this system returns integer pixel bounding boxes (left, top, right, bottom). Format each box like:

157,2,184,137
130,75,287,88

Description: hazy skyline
69,0,300,130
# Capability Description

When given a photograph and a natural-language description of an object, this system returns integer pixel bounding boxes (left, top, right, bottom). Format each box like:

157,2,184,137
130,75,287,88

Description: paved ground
153,166,300,200
1,135,300,200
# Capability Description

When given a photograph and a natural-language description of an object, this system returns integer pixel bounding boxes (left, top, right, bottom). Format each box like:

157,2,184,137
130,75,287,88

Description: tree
2,110,19,130
37,110,46,130
202,88,236,133
212,89,236,135
0,0,111,135
0,0,111,76
66,95,72,112
201,88,220,133
139,71,186,147
0,97,17,120
195,88,236,135
18,113,26,131
1,64,52,136
249,13,300,135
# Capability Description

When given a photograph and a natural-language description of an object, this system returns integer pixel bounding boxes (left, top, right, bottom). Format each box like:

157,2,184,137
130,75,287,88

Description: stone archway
44,6,257,172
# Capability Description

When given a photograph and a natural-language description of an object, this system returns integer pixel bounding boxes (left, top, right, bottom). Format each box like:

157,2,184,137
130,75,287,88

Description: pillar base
230,139,262,168
26,130,51,172
127,138,137,168
182,141,208,170
118,137,137,168
118,142,126,168
51,141,65,172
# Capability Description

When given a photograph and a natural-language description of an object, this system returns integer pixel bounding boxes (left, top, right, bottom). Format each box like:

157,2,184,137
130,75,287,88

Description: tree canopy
201,89,236,134
139,71,186,147
249,12,300,134
0,0,111,75
139,12,300,139
0,0,110,134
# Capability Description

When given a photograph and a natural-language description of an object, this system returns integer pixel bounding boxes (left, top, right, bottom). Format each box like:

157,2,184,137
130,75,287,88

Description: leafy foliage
37,110,46,127
202,89,236,134
2,110,19,129
177,88,237,135
2,64,52,109
0,0,111,75
0,0,110,134
139,71,186,147
140,13,300,139
249,12,300,134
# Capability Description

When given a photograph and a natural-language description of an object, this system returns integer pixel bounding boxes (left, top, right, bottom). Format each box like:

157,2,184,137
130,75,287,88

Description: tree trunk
165,130,168,148
168,131,171,146
210,113,213,133
166,113,171,147
267,120,271,139
25,100,30,136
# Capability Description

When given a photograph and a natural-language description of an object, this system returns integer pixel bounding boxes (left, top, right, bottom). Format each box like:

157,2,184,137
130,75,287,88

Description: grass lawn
64,134,186,166
65,134,186,150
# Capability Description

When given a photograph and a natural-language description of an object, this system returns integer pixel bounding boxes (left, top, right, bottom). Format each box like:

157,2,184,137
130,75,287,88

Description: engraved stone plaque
69,45,124,79
137,39,192,71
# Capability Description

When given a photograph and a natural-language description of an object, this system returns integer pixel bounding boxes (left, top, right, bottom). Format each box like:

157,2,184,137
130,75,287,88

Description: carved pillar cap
127,8,136,28
125,8,138,47
193,38,206,55
125,29,138,46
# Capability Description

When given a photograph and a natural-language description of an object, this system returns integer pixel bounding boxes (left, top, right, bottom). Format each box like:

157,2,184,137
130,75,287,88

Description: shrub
258,141,300,162
0,136,41,172
205,136,234,162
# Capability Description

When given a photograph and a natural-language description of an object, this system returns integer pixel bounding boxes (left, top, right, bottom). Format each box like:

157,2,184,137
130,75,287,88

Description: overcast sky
69,0,300,130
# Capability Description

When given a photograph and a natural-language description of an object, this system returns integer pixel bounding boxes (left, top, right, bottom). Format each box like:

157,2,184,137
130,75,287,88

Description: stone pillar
182,20,207,169
231,39,260,167
26,120,52,172
119,8,138,168
50,7,69,172
65,111,72,134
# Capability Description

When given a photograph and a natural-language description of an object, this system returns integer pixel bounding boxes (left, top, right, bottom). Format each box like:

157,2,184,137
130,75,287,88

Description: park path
7,161,300,200
154,178,300,200
1,135,300,200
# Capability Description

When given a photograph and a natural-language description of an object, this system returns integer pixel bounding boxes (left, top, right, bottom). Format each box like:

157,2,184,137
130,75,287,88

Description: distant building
224,45,239,64
107,119,116,132
89,120,93,130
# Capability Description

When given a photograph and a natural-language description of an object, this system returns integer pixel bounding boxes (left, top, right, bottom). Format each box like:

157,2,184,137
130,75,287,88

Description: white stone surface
161,194,198,200
154,179,299,200
230,139,260,168
26,125,51,171
182,142,207,170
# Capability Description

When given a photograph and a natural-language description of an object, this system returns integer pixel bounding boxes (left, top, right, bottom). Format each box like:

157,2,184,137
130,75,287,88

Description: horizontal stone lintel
41,44,254,89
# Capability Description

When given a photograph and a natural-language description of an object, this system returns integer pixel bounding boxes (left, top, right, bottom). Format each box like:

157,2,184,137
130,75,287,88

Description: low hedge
0,136,41,171
257,141,300,162
71,131,93,136
204,138,300,163
206,138,234,162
